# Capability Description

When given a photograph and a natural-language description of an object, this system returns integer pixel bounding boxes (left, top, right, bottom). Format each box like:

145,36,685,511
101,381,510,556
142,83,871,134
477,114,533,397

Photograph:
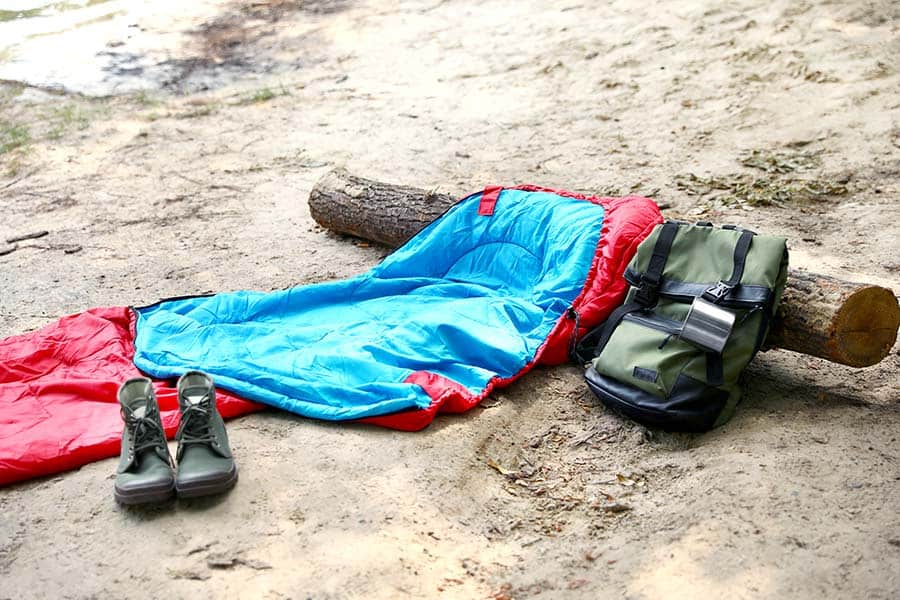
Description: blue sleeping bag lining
132,189,605,420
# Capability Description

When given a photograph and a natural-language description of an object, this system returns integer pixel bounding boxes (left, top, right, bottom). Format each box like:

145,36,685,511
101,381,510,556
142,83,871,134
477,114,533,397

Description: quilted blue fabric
132,189,606,420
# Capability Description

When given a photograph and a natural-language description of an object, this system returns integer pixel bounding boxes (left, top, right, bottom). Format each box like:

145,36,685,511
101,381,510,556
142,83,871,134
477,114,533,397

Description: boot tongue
132,403,148,419
181,386,210,408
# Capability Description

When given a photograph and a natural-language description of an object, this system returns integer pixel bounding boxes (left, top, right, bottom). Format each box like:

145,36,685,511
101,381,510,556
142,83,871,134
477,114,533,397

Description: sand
1,0,898,598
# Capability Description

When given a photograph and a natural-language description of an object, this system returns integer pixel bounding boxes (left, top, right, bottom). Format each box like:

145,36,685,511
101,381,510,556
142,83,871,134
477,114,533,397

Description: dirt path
1,0,898,598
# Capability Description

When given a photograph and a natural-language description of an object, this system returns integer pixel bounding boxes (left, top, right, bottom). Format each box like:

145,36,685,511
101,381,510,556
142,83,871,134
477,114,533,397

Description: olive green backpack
576,221,788,431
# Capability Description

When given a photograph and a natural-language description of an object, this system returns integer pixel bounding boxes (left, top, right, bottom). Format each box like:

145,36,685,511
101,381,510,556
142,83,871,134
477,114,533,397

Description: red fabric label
477,186,504,216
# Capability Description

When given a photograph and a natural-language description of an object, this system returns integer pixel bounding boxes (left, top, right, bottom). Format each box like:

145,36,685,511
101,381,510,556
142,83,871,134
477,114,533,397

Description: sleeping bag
0,185,662,485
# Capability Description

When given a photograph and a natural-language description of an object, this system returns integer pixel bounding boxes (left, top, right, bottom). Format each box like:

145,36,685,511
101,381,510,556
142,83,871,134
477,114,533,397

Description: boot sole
175,465,239,499
114,481,176,505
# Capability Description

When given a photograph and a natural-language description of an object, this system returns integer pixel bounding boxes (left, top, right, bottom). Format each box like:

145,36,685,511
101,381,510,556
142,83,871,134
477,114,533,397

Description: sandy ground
1,0,899,598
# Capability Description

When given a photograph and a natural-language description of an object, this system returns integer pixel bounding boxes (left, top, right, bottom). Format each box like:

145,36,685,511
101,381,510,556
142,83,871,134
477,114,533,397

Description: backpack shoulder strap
702,229,754,303
573,221,679,363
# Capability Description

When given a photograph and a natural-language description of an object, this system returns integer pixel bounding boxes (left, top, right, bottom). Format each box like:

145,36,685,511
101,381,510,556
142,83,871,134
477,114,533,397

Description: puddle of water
0,0,343,97
0,0,236,96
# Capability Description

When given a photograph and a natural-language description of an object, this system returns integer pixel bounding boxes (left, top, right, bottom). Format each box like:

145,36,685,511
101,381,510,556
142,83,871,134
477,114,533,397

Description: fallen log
309,168,457,247
309,168,900,368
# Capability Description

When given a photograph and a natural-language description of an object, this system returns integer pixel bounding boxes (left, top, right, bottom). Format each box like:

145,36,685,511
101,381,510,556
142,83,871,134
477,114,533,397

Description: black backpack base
584,367,728,433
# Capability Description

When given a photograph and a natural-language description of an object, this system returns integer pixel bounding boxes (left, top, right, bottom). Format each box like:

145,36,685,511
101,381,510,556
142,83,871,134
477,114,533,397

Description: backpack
576,221,789,432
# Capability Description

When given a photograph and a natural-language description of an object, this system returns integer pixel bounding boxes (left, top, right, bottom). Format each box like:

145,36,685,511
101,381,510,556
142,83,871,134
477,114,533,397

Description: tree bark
309,168,899,368
309,168,456,247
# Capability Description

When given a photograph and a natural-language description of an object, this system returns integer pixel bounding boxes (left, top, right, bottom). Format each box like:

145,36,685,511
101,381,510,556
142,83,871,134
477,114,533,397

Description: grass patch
175,103,219,119
738,149,821,174
0,120,30,154
1,119,30,176
0,1,114,21
238,87,278,105
133,90,161,107
676,146,848,208
46,104,91,139
250,88,276,103
675,172,848,207
3,152,27,177
0,83,25,106
237,84,294,106
0,8,42,22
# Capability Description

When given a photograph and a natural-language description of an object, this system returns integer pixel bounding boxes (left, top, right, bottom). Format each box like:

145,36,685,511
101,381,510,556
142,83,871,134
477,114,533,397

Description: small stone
239,559,273,571
168,568,211,581
206,554,240,569
601,502,632,513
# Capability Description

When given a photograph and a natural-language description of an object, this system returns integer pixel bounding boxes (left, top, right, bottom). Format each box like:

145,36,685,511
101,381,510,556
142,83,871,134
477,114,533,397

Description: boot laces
177,395,217,447
122,404,165,455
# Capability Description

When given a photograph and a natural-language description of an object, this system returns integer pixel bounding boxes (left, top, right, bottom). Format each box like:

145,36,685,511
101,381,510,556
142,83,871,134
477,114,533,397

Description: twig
0,240,81,255
172,172,204,186
6,230,49,244
569,427,603,448
1,168,38,190
239,136,265,152
210,184,248,193
14,243,82,254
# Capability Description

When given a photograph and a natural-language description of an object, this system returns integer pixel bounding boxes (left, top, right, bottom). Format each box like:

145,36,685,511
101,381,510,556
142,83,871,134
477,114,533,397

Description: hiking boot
114,378,175,505
174,371,238,498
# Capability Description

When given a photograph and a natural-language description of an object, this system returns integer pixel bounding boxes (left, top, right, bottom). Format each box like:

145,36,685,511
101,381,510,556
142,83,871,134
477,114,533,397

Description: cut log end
767,270,900,368
832,286,900,367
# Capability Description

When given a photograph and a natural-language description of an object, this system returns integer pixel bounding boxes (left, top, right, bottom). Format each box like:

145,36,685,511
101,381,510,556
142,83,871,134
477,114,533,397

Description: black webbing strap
727,230,754,286
702,230,754,304
573,300,641,364
635,221,679,305
572,222,679,363
703,228,754,384
706,351,724,386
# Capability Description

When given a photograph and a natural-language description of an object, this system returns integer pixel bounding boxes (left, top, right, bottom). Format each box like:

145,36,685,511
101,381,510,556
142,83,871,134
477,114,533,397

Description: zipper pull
566,306,582,363
738,306,762,326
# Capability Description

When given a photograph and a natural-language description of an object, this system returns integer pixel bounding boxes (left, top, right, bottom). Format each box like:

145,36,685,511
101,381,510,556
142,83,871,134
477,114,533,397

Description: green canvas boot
174,371,238,498
114,378,175,505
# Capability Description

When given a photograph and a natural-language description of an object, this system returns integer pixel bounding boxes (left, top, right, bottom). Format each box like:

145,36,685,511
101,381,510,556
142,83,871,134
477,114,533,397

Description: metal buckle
702,280,734,304
634,273,660,306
